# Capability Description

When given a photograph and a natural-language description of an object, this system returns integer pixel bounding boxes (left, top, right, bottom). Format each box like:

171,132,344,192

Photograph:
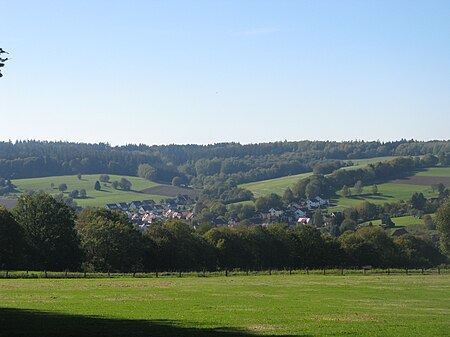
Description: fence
0,267,449,279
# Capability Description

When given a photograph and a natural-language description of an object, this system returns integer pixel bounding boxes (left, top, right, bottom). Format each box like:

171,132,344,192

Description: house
268,208,284,217
129,201,143,211
139,205,154,214
105,203,120,211
118,202,129,211
306,197,329,209
297,217,312,225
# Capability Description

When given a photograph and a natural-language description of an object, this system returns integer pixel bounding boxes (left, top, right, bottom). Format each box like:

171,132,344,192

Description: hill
331,167,450,209
6,174,197,208
239,156,405,199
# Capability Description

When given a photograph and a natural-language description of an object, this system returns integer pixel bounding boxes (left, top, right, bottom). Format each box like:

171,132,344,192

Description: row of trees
1,193,449,273
0,140,449,185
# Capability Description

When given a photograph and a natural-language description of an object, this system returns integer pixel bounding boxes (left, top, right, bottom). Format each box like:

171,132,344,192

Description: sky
1,0,449,146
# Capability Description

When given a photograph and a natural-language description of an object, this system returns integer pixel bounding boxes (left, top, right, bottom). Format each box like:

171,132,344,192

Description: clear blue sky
1,0,449,145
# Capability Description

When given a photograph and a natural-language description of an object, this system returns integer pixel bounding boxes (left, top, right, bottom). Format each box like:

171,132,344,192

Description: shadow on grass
0,308,309,337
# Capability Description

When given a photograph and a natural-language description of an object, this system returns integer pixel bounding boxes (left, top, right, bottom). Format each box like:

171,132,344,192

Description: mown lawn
0,274,449,337
11,174,167,207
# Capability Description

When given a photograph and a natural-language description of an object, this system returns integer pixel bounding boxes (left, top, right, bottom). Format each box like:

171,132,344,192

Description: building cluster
105,195,194,232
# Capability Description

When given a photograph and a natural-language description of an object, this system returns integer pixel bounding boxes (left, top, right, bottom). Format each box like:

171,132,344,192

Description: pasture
10,174,169,207
239,172,313,198
239,156,404,198
360,215,437,235
0,274,449,337
331,167,450,209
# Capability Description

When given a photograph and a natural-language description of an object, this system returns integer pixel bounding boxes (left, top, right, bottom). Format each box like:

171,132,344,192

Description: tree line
1,140,449,185
1,193,449,273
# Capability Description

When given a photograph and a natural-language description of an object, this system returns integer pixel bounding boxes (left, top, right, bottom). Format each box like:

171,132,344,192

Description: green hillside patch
11,174,170,208
360,215,437,235
342,156,401,171
331,183,433,209
239,172,313,198
1,275,449,337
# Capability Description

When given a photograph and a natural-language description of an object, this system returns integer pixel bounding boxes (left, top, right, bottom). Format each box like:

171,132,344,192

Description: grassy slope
239,156,401,199
415,166,450,177
11,174,167,207
0,275,449,337
239,172,313,198
342,156,400,170
331,183,433,209
360,215,438,235
331,167,450,209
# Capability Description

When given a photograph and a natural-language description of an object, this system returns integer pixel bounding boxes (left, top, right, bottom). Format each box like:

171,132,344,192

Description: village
104,195,334,233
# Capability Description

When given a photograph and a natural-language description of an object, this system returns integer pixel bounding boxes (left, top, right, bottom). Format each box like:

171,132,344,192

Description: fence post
438,267,440,275
225,269,228,277
323,268,326,275
341,268,344,276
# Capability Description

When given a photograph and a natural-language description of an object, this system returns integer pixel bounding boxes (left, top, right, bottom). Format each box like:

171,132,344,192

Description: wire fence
0,267,449,279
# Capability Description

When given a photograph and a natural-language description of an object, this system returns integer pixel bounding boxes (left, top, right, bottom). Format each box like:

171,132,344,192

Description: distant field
331,183,434,209
10,174,173,207
1,275,449,337
331,167,450,209
240,156,402,198
342,156,400,170
360,215,438,235
239,172,313,198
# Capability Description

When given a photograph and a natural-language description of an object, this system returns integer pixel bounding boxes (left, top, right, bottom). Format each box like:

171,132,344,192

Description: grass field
10,174,169,207
1,274,449,337
239,172,314,198
331,167,450,210
331,183,434,209
239,157,402,198
360,215,438,235
342,156,401,170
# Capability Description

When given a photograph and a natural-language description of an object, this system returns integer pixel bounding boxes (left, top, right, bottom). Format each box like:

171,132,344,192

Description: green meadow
331,183,433,209
1,274,449,337
360,215,438,235
415,166,450,177
239,172,314,198
11,174,167,207
239,156,403,199
342,156,401,170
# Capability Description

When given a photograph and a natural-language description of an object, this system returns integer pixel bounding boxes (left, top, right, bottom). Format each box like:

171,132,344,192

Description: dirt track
390,175,450,187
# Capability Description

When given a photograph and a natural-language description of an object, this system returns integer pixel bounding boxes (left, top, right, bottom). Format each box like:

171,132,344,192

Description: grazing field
10,174,171,207
239,157,402,198
0,274,449,337
331,167,450,209
342,156,401,170
239,172,313,198
360,215,438,235
331,183,434,209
